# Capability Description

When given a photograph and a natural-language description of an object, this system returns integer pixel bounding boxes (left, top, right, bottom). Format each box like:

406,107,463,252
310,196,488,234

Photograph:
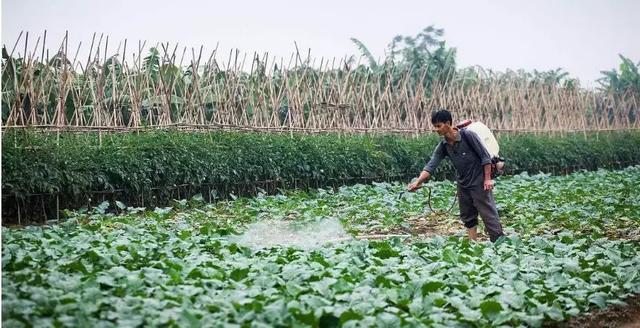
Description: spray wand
398,185,458,216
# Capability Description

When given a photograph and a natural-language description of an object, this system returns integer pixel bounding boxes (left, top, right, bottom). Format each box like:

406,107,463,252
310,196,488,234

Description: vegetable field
3,167,640,327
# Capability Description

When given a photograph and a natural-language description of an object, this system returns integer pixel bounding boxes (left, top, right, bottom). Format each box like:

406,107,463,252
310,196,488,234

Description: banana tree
598,54,640,94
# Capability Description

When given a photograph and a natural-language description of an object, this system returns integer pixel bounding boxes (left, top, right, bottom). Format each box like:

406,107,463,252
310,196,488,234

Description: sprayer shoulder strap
459,129,481,158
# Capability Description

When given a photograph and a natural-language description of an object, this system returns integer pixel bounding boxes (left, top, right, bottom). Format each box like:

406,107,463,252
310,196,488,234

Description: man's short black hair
431,109,452,125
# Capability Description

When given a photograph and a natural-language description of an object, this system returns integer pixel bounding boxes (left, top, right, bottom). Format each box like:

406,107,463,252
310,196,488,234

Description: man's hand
408,171,431,192
483,179,494,191
407,180,423,192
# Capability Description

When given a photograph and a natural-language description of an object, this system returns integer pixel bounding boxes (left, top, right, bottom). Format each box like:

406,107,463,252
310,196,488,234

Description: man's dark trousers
458,184,504,242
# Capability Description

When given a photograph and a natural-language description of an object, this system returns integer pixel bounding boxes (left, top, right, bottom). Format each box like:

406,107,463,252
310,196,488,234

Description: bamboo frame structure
2,33,639,135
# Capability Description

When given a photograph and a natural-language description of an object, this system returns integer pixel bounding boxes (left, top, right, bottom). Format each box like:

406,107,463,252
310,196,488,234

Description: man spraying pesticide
407,109,505,242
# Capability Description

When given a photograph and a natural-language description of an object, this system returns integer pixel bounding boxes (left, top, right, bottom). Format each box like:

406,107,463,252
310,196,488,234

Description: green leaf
288,307,315,326
96,274,116,287
589,292,608,309
370,241,400,259
442,248,458,263
458,306,482,322
319,314,339,328
115,201,127,210
375,312,401,327
497,290,524,309
422,281,444,296
230,268,250,281
62,260,89,274
339,310,364,324
95,201,110,214
179,309,201,328
539,304,564,321
479,300,503,316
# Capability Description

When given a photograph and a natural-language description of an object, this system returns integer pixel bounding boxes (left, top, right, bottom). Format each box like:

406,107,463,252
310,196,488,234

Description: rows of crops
3,167,640,327
4,130,640,225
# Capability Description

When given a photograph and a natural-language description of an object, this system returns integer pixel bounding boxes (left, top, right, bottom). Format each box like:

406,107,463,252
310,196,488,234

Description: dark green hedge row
2,132,430,198
2,130,640,221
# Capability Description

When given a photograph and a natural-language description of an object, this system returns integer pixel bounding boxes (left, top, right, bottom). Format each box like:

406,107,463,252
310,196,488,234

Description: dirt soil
368,213,492,242
545,294,640,328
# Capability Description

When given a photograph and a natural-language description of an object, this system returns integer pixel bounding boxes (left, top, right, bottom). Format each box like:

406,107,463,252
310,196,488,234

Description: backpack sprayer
456,119,505,178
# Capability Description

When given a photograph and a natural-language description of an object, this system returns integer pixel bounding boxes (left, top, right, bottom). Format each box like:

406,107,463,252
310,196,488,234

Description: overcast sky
2,0,639,87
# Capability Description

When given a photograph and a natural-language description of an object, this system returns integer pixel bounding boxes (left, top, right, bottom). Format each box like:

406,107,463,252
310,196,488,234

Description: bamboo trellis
2,32,639,134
